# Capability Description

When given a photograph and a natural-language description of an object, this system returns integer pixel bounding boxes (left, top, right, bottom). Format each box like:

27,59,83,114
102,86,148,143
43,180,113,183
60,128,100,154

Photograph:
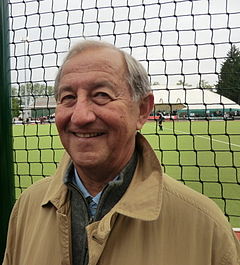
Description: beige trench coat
3,134,240,265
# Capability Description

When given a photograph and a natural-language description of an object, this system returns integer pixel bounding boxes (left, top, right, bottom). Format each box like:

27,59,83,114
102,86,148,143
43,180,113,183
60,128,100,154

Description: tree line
216,45,240,105
11,83,54,118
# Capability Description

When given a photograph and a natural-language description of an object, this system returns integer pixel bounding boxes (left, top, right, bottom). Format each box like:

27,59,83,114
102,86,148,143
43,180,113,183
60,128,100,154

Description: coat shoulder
162,174,231,230
22,176,52,194
17,177,53,205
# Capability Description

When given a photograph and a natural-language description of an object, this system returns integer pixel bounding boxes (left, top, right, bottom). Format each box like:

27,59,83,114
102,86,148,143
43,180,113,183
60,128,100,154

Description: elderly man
3,40,240,265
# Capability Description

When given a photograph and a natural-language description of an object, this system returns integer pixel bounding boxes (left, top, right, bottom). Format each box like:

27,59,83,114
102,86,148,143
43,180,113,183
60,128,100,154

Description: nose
70,98,96,126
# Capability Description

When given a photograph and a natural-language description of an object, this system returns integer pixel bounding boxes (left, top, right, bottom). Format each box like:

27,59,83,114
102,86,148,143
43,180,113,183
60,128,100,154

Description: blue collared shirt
73,168,121,217
73,168,102,217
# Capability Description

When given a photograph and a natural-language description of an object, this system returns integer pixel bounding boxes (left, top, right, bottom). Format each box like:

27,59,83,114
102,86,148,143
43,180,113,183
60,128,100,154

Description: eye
58,94,76,105
92,92,113,105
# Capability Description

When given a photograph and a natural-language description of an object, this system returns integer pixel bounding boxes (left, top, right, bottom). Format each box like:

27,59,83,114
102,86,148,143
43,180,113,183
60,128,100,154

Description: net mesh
8,0,240,227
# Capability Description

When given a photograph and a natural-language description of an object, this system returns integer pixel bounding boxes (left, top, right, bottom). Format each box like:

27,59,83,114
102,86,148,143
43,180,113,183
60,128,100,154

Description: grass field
13,119,240,227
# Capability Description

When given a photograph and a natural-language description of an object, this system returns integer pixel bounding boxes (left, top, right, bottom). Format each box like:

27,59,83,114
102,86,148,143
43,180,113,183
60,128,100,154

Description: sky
8,0,240,89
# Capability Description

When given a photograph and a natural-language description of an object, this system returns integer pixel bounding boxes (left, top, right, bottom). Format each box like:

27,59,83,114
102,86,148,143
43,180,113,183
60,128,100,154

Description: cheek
119,106,139,126
55,115,61,128
55,107,69,130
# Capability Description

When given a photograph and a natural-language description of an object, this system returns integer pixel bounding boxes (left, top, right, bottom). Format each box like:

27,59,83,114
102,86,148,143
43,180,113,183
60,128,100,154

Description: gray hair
54,40,151,101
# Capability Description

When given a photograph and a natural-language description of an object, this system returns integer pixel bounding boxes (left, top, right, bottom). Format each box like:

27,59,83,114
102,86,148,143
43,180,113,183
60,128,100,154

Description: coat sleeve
228,232,240,265
218,229,240,265
2,201,19,265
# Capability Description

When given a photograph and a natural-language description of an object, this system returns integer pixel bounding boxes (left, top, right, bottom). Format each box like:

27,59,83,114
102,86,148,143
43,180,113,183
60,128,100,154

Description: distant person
158,112,165,130
39,116,44,124
3,40,240,265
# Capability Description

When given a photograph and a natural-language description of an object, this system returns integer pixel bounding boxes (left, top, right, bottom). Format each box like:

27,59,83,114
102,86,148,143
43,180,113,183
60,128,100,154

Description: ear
136,93,154,130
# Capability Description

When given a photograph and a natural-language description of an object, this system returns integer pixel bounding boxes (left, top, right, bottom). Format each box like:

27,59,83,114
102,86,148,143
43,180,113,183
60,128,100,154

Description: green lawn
13,119,240,227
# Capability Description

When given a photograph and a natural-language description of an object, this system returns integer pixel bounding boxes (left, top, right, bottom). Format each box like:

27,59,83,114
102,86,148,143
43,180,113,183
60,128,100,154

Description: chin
73,156,102,168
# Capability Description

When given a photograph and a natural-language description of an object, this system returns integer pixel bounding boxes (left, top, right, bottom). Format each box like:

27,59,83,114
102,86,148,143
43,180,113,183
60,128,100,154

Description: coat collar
41,151,72,209
114,133,163,221
41,133,164,221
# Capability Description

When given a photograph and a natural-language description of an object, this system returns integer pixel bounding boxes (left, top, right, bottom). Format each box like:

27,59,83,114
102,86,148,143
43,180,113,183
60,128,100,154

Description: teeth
74,132,102,138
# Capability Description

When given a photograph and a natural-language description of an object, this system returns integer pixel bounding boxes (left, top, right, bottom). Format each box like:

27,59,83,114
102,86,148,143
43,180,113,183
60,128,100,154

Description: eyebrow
57,78,117,99
58,86,75,95
91,80,115,90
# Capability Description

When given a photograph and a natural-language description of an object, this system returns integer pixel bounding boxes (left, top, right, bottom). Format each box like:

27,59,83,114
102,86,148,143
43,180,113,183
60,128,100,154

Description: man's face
55,47,150,177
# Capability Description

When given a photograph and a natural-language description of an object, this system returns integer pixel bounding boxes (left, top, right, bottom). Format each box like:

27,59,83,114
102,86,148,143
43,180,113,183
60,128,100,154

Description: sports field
13,119,240,227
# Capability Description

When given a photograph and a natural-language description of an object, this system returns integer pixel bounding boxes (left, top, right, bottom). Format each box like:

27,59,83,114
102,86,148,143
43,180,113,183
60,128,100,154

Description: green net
8,0,240,227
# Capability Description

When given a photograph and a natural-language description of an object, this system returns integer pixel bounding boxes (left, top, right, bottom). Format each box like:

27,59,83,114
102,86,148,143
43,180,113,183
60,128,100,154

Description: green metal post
0,0,15,263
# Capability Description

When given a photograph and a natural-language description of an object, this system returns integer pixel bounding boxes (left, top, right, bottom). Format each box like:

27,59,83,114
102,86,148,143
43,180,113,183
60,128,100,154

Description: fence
0,0,15,262
1,0,240,259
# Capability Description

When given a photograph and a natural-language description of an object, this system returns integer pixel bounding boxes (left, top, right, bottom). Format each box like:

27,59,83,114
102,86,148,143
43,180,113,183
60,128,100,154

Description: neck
73,150,137,196
78,173,115,197
74,163,121,196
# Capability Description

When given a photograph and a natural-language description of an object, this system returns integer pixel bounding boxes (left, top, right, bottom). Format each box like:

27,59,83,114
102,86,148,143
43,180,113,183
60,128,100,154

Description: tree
216,45,240,104
11,87,21,118
19,83,54,97
11,97,21,118
18,83,54,107
10,83,54,118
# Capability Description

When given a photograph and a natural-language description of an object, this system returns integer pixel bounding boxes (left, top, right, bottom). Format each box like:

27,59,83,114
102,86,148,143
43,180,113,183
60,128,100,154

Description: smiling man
55,46,150,196
3,40,240,265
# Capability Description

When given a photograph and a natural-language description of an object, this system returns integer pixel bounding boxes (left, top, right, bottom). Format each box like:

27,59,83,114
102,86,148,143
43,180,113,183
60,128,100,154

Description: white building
152,85,240,118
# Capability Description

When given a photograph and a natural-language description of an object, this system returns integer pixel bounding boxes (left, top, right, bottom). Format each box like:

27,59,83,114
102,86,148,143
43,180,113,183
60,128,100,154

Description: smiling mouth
74,132,104,138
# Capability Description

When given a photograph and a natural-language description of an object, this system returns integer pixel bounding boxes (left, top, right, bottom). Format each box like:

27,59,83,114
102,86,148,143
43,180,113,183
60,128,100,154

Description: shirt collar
73,168,101,204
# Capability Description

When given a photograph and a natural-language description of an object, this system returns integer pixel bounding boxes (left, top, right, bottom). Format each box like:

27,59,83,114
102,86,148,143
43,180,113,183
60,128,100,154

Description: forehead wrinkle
61,59,126,82
68,47,126,72
60,63,124,91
